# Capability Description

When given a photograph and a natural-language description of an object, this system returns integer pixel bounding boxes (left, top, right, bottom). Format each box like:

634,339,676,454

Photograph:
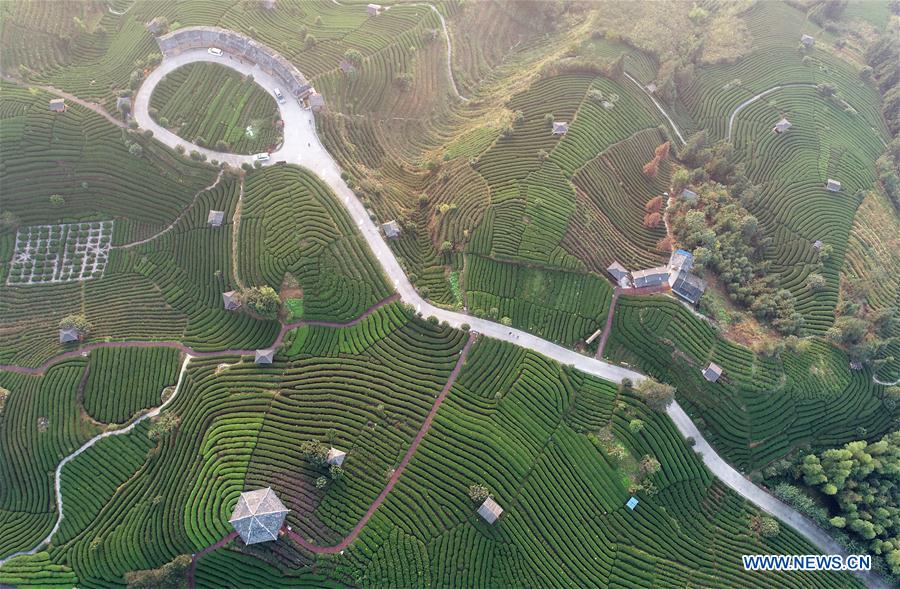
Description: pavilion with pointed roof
229,487,289,545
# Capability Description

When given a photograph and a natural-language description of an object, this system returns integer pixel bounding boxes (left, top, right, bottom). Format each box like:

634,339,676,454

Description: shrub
468,484,489,502
300,440,329,468
124,554,190,589
59,314,92,337
49,194,65,207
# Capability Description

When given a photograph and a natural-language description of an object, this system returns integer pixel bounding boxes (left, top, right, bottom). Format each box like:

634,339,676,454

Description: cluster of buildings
607,249,707,305
153,26,325,111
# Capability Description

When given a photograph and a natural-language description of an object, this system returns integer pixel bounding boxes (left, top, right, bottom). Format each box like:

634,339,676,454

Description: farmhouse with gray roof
680,188,698,201
49,99,66,113
255,349,274,365
826,179,842,192
670,271,706,304
632,266,669,288
607,261,630,287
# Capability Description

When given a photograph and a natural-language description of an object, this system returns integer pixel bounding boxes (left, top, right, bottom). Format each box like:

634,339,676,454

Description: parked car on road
208,47,223,56
273,88,285,104
254,152,270,162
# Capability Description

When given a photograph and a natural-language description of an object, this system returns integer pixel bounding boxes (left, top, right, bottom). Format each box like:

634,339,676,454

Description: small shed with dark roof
223,290,241,311
702,362,723,383
381,220,401,239
49,99,67,113
255,349,274,365
116,96,132,113
681,189,698,201
326,447,346,466
477,497,503,524
826,179,842,192
774,118,792,134
59,328,80,344
552,121,568,136
208,210,225,227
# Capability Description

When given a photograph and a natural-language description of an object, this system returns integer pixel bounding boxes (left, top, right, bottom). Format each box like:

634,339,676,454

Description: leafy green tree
243,286,280,318
636,378,676,412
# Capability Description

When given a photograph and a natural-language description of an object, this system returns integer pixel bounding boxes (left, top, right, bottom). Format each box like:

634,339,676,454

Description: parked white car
273,88,285,104
254,152,270,162
208,47,223,57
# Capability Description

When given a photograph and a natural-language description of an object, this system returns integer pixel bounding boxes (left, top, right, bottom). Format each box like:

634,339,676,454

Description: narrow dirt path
1,74,126,129
186,531,239,589
184,333,474,578
231,178,246,290
0,354,193,567
623,72,685,146
0,293,400,376
114,170,225,250
285,332,475,554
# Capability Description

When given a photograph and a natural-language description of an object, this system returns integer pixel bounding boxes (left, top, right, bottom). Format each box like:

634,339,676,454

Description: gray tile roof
477,497,503,524
670,270,705,304
552,121,568,135
327,447,346,466
59,328,80,343
229,488,289,545
607,261,629,281
381,220,401,239
631,266,669,288
208,210,225,227
255,349,274,364
702,362,723,382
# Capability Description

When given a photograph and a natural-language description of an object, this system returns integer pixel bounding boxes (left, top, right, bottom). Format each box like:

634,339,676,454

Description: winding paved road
132,50,889,588
1,40,887,588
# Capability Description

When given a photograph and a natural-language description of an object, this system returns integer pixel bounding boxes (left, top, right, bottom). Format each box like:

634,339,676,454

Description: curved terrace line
0,294,401,376
0,37,888,589
726,83,817,141
0,354,192,567
186,334,476,587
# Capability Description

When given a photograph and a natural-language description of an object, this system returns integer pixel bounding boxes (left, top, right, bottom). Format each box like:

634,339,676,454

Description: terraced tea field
1,1,897,587
604,296,893,471
150,62,281,155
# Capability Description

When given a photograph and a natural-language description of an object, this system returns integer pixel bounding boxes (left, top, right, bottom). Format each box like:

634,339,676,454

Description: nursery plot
7,222,113,286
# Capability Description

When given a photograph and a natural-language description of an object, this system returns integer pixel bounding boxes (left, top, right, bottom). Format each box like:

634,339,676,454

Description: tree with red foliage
643,212,662,228
643,159,659,179
645,195,664,213
654,141,670,160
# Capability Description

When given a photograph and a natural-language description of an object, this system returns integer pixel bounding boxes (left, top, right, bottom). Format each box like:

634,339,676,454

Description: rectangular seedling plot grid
7,221,114,285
